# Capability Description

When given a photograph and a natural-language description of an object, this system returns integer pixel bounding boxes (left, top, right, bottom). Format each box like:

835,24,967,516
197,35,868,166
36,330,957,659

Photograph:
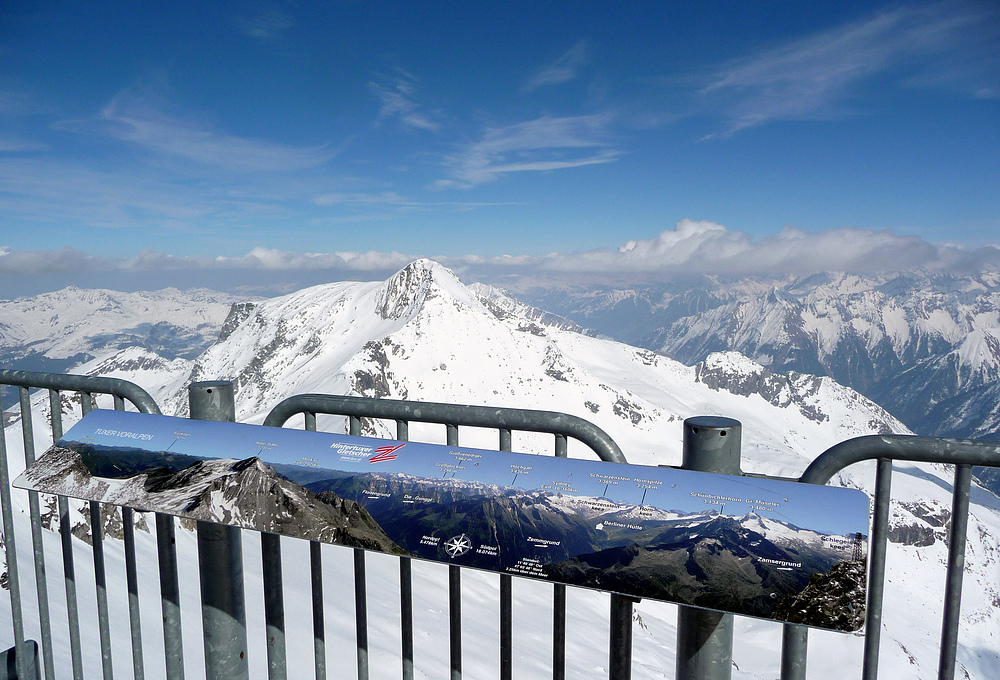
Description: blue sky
1,1,998,290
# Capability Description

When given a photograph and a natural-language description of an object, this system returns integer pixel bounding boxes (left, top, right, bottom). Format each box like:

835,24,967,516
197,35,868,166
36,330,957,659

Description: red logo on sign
368,443,405,463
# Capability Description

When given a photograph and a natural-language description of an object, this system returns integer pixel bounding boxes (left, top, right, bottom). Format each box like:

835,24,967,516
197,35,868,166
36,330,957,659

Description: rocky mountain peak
231,456,270,475
374,259,461,320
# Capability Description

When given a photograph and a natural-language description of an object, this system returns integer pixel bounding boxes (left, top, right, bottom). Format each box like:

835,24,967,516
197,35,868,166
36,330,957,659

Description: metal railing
784,435,1000,680
260,393,629,680
0,369,175,680
1,369,999,680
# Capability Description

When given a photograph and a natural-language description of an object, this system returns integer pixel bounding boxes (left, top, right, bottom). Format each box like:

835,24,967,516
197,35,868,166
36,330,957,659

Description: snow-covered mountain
507,272,1000,446
0,285,248,375
140,260,909,469
4,260,1000,679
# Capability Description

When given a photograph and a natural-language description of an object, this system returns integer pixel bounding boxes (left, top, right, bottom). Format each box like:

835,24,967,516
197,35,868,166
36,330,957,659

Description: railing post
609,594,638,679
675,416,740,680
188,381,249,680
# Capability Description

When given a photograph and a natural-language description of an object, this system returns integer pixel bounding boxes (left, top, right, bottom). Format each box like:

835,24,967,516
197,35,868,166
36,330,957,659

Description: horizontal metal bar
1,369,161,415
802,435,1000,485
262,394,625,463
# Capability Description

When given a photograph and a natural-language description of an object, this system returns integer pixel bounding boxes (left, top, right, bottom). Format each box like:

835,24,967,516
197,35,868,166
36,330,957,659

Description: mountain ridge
4,261,1000,678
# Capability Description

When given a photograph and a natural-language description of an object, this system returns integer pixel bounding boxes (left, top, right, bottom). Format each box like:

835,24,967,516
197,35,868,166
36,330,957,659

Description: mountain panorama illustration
15,409,870,632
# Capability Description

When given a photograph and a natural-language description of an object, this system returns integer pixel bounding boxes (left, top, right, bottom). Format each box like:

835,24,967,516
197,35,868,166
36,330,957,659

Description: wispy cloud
81,91,334,172
435,114,617,188
369,72,440,132
0,157,222,231
523,40,590,91
237,3,294,41
311,191,517,210
0,137,48,152
700,4,1000,135
0,90,54,117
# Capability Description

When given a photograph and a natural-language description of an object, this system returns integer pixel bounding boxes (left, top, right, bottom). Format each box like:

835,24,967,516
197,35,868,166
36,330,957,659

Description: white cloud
700,4,1000,134
537,220,1000,275
523,40,590,91
89,91,333,172
369,73,440,132
0,246,105,274
235,247,415,271
6,222,998,284
437,114,618,188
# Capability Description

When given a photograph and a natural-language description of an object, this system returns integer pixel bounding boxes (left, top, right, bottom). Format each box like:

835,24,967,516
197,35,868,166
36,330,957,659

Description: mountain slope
5,261,1000,679
646,272,1000,442
506,272,1000,443
164,260,907,470
0,286,248,382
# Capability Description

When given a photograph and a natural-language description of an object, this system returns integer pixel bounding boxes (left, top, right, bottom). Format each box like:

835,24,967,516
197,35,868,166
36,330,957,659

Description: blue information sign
15,410,869,631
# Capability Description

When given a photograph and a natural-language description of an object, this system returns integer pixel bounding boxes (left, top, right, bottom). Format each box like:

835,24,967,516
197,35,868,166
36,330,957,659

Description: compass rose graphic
443,534,473,558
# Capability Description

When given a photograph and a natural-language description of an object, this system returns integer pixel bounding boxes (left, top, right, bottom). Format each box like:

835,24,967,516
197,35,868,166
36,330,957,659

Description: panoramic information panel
16,410,869,631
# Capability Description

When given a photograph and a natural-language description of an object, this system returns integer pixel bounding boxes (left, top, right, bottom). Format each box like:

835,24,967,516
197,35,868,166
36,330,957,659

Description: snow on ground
1,262,998,679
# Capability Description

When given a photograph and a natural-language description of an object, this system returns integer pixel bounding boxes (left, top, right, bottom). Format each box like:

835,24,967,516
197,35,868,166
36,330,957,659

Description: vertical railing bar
262,410,289,680
396,418,413,680
552,433,568,680
262,532,286,680
89,501,113,680
148,525,176,678
449,565,462,680
499,427,513,680
0,388,28,680
347,415,369,680
399,557,413,680
156,512,184,680
189,381,248,680
937,464,972,680
310,541,326,680
21,386,55,680
446,424,461,680
499,428,512,454
609,595,636,680
779,624,808,680
79,391,93,416
121,507,144,680
304,412,326,680
499,576,512,680
78,390,114,680
862,458,893,680
355,548,369,680
114,394,145,680
553,434,567,458
551,584,566,680
49,389,84,680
